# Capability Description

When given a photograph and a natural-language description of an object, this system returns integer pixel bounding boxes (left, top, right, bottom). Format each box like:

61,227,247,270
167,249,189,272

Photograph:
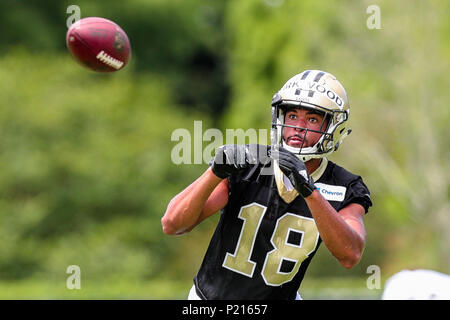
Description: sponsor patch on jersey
315,183,346,202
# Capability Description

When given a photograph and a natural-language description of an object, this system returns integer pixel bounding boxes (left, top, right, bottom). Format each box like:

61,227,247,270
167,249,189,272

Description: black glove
210,144,270,179
271,147,316,198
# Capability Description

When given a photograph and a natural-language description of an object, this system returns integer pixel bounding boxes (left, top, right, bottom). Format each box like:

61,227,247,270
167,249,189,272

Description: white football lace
96,50,123,70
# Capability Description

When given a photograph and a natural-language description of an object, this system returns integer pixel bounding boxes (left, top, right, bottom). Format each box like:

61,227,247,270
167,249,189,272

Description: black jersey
194,148,372,300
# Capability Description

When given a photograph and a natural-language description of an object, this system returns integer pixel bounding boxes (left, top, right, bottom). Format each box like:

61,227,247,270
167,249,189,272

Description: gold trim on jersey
274,158,328,203
311,157,328,182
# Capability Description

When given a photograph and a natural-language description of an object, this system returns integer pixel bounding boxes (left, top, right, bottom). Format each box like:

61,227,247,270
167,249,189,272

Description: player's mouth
287,135,305,147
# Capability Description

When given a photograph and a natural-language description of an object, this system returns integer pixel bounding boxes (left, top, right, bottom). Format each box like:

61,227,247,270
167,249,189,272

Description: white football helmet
271,70,351,162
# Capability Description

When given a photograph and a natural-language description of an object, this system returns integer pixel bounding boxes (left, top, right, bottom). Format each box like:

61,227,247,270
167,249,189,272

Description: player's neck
305,158,323,175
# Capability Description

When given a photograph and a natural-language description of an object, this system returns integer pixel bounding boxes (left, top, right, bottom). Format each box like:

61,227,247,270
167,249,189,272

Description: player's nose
293,119,307,131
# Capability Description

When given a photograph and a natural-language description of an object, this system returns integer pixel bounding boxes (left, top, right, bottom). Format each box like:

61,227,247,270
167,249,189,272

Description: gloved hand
210,144,270,179
271,147,316,198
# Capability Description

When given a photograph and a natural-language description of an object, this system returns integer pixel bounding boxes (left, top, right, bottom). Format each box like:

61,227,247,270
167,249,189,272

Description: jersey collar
311,157,328,182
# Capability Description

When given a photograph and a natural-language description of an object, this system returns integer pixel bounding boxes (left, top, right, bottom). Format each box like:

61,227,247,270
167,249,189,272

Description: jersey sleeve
341,176,372,214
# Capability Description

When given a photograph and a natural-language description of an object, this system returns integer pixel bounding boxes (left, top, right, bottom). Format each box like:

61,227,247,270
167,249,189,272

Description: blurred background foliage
0,0,448,299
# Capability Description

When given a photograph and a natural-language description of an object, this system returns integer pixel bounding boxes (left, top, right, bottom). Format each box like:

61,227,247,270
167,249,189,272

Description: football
66,17,131,72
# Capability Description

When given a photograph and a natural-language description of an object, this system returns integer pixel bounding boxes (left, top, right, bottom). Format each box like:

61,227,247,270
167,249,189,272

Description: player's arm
161,167,228,235
162,144,268,235
304,192,366,269
273,147,365,269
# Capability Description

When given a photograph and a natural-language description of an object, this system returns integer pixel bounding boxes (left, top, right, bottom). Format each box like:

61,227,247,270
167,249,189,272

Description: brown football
66,17,131,72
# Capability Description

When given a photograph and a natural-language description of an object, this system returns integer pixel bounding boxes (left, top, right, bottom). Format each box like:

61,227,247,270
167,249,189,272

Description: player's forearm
161,168,223,235
305,190,365,268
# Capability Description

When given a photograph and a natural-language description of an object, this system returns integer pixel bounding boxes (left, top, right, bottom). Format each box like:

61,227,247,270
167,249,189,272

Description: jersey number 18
222,203,320,286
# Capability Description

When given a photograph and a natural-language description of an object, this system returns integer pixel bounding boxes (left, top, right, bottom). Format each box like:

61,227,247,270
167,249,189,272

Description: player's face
282,108,328,148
